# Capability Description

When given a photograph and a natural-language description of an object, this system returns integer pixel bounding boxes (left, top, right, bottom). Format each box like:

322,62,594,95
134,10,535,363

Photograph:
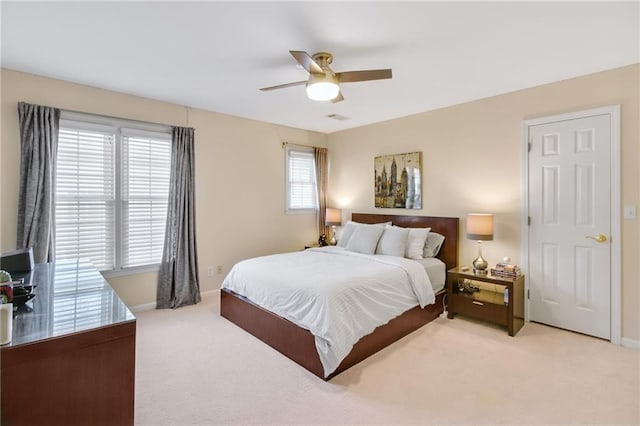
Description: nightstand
447,266,525,336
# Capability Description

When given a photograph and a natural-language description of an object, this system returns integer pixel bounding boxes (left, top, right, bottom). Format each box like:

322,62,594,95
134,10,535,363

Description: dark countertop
4,258,135,347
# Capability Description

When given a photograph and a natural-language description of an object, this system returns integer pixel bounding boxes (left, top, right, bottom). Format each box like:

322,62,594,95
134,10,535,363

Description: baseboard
201,289,220,299
130,301,156,313
621,337,640,350
129,289,219,313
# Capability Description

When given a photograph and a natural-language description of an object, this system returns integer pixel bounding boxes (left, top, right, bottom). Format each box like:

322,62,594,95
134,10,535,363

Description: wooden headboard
351,213,459,271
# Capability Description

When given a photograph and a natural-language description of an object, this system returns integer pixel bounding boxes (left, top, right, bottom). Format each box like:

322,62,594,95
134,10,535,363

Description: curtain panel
157,127,201,309
16,102,61,263
314,147,329,239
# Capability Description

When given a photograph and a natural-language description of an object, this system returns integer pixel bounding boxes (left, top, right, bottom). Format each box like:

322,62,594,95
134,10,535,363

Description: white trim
609,106,622,345
201,289,219,299
61,110,172,134
521,105,621,345
621,338,640,350
114,126,123,271
121,127,173,141
59,118,116,134
129,301,156,314
101,263,160,279
128,289,219,313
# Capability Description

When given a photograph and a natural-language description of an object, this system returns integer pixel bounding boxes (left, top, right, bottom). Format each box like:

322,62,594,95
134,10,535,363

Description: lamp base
472,243,489,274
329,225,337,246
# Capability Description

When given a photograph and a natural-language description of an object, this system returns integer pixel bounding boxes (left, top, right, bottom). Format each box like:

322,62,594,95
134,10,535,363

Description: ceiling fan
260,50,392,103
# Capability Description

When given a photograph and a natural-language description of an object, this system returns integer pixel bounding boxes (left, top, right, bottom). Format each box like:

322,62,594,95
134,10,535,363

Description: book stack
491,262,521,279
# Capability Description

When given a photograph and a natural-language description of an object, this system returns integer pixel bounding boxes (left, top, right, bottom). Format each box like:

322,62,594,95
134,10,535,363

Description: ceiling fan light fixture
306,74,340,101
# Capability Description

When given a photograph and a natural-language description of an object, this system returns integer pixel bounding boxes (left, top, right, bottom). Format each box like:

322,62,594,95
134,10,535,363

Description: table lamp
325,208,342,246
466,213,494,274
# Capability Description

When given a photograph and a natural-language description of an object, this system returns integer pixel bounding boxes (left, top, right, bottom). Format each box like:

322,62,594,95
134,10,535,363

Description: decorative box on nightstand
446,266,525,336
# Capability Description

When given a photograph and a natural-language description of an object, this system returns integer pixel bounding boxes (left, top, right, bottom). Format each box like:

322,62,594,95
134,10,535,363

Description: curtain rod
282,141,322,149
19,101,191,131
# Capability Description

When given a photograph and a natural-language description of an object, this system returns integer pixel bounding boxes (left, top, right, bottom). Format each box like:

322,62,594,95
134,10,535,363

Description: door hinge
528,216,531,226
528,140,532,152
527,289,530,299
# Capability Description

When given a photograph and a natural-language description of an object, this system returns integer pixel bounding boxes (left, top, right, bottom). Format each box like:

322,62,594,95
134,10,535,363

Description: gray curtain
314,147,329,239
156,127,201,309
16,102,60,263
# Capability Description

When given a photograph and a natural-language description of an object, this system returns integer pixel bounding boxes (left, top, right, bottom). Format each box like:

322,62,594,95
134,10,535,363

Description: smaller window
285,146,318,213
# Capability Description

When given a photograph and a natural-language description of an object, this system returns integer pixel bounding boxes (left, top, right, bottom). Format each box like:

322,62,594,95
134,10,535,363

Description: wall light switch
624,205,637,220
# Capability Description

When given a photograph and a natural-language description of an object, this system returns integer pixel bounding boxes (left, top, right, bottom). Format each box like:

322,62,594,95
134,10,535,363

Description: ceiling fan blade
331,91,344,103
289,51,324,75
260,80,307,91
336,69,392,83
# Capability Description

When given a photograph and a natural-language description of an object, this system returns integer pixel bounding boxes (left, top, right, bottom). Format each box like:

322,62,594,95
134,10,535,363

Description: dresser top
4,259,135,347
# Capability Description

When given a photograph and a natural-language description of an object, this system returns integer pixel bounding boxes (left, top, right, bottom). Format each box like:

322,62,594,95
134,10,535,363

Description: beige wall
2,65,637,342
0,69,327,307
328,64,640,342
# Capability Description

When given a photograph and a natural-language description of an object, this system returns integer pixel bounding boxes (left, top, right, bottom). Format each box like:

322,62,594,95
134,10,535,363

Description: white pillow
345,224,385,255
405,227,431,260
423,232,445,258
337,221,357,248
376,225,410,257
338,221,392,248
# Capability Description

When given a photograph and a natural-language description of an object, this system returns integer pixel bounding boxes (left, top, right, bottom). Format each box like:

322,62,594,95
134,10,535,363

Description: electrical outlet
216,265,223,274
207,266,214,277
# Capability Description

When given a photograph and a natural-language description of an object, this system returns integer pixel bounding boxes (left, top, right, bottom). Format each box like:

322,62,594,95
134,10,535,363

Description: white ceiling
2,2,638,134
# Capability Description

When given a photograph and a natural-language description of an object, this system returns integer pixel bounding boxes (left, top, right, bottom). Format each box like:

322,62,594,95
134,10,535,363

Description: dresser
1,259,136,426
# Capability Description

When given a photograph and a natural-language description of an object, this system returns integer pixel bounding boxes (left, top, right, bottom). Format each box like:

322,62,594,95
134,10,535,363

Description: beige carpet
134,293,639,425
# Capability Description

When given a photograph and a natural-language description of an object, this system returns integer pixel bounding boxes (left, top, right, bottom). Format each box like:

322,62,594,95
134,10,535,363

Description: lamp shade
325,208,342,226
306,74,340,101
466,214,494,241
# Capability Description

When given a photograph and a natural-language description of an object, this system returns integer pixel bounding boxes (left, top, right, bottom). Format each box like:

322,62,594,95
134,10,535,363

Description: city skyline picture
374,151,422,209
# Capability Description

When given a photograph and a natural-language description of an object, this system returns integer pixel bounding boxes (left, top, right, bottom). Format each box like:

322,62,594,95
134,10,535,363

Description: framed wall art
374,151,422,209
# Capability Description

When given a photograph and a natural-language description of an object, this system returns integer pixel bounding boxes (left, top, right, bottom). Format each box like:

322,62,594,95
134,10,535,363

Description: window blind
55,114,171,274
55,126,115,271
286,147,318,211
121,130,171,268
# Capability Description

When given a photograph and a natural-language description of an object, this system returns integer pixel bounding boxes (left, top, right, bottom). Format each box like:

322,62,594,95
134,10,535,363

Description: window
285,145,318,213
55,112,171,274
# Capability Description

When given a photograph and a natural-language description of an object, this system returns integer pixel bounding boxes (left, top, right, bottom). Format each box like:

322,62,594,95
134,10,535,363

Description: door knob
586,234,607,243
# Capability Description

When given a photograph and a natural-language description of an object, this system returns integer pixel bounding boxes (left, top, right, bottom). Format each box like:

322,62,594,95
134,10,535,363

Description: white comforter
221,246,435,377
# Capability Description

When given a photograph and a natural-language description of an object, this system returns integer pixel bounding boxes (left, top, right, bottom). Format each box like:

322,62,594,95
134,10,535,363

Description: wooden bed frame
220,213,459,380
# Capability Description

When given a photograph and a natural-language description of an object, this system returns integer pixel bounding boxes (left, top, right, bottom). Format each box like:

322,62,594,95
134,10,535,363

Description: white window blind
55,114,171,274
56,125,115,271
286,146,318,212
121,130,171,268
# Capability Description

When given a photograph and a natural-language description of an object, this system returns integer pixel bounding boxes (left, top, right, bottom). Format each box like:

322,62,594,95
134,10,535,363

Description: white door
528,113,611,339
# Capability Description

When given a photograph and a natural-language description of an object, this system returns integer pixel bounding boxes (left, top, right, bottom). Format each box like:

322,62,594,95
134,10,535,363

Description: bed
220,213,459,380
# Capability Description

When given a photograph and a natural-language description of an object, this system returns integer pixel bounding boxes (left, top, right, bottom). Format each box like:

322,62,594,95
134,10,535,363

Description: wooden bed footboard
220,289,446,380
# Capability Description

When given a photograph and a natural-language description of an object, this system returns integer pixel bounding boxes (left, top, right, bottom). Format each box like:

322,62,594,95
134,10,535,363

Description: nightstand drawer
451,293,508,326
